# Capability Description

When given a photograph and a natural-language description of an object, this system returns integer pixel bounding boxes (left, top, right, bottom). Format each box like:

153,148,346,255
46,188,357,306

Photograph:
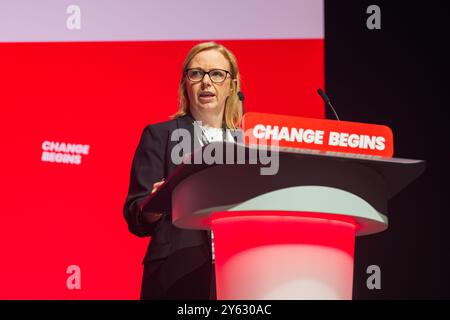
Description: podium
142,141,425,300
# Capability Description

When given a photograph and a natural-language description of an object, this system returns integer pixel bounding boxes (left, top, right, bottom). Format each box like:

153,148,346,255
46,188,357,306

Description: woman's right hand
151,180,165,194
142,179,165,223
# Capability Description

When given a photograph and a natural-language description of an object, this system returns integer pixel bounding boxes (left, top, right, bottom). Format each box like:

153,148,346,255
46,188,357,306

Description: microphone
317,88,340,121
237,91,245,114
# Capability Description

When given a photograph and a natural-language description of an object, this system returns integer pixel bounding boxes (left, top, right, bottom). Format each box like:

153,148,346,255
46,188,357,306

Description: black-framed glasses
185,68,231,83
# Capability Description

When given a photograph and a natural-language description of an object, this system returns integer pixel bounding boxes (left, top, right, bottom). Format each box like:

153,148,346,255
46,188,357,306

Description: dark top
123,114,209,261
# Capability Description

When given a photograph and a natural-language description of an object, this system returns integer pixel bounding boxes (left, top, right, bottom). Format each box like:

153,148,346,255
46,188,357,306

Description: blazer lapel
175,113,202,150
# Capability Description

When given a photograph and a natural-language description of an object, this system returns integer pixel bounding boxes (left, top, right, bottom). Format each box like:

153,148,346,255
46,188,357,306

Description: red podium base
211,211,357,300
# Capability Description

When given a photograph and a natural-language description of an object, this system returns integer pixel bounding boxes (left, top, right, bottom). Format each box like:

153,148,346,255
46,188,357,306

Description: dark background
325,1,449,299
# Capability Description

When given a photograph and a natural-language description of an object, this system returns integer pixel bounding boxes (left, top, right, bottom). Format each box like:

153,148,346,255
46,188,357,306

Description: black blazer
123,114,242,266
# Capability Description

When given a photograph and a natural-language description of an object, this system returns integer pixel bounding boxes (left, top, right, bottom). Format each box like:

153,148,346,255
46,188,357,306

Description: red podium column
212,211,357,299
143,142,425,300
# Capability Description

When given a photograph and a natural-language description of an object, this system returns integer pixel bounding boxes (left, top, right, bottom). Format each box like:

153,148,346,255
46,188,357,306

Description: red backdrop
0,39,323,299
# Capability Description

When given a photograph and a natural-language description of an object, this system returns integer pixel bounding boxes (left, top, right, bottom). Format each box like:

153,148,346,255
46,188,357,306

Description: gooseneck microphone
317,88,340,121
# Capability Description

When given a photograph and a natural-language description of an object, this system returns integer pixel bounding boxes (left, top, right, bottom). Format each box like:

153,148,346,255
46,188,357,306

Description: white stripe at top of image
0,0,324,42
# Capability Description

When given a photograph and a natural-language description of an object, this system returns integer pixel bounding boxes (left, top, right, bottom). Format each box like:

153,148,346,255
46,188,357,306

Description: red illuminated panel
242,112,394,157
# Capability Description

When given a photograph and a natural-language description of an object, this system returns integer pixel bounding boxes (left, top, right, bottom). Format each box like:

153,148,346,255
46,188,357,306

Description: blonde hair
170,42,243,129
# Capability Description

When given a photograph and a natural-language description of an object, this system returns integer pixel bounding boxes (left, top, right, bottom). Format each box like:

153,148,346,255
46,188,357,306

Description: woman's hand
143,179,165,223
151,180,165,194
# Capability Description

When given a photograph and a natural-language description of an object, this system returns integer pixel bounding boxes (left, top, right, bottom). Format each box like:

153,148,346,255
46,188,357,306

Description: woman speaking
123,42,243,299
